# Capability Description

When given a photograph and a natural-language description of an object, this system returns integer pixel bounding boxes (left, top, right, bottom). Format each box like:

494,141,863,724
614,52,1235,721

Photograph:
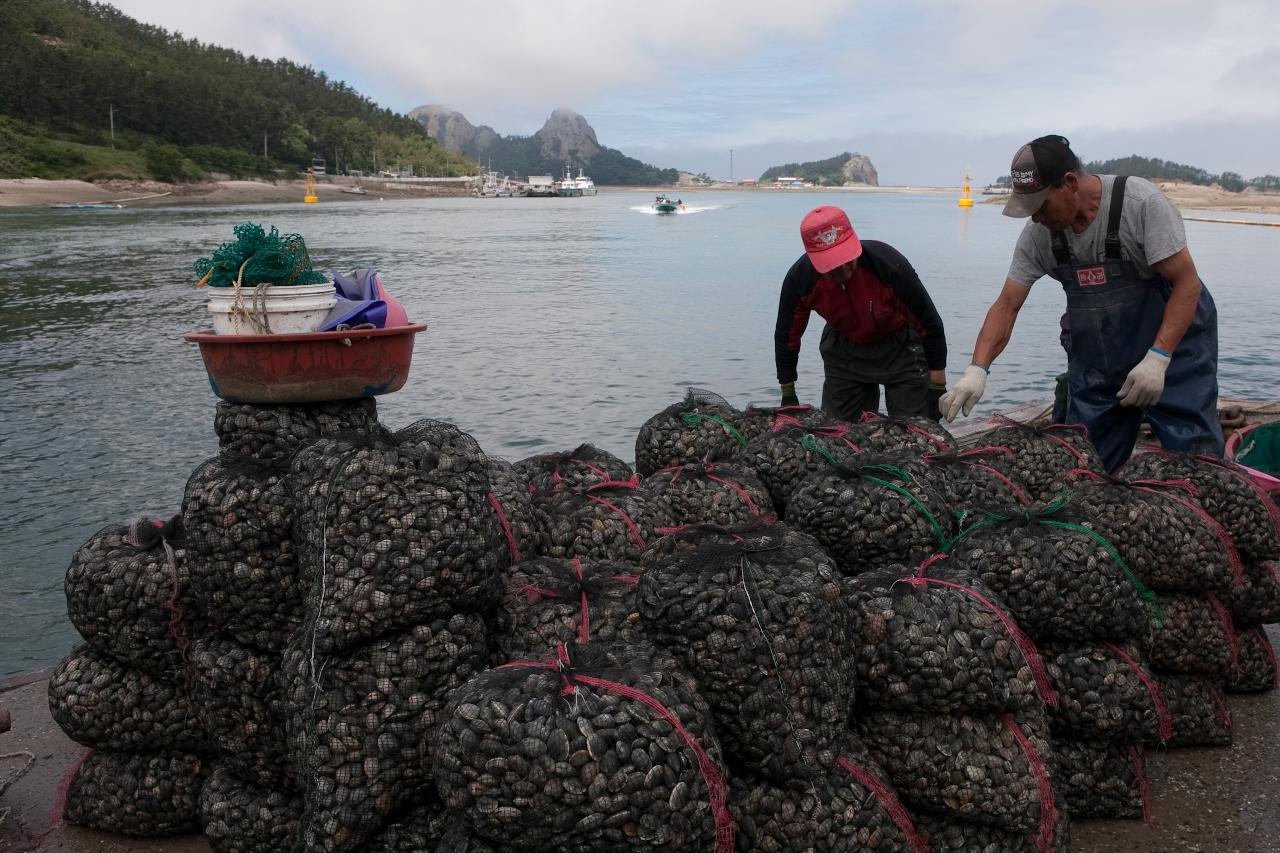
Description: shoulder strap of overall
1050,229,1072,266
1104,175,1128,261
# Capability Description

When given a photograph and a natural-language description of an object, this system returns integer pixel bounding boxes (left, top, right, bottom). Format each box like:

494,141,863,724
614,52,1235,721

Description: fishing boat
341,185,368,196
652,195,684,214
572,166,597,196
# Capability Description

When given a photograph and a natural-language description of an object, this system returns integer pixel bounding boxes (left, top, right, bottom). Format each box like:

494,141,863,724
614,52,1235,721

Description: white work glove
1118,347,1171,407
939,364,989,422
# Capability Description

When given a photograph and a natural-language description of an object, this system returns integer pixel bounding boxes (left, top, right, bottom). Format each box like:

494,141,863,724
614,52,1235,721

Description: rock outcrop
841,154,878,186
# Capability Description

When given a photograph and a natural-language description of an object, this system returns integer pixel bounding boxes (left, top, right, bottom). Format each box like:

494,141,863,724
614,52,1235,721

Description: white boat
341,185,368,196
573,166,597,196
475,170,516,197
555,166,582,197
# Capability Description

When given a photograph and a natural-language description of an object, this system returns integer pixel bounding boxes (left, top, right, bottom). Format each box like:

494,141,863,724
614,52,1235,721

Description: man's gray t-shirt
1008,175,1187,287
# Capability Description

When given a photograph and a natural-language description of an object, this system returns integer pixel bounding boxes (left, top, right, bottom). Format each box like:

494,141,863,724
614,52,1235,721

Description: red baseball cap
800,206,863,273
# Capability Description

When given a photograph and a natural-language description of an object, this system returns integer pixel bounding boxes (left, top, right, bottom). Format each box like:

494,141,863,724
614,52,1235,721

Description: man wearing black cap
939,135,1223,470
775,205,948,420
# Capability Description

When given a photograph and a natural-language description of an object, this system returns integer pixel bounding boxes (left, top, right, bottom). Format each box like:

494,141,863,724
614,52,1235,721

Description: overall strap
1104,175,1129,261
1050,229,1072,266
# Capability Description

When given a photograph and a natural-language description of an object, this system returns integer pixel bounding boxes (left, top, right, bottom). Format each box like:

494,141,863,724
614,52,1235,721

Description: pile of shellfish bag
634,388,749,475
529,476,674,563
636,459,774,528
979,421,1104,502
281,418,508,852
1122,451,1280,695
514,442,633,497
55,516,211,836
741,422,865,517
843,558,1066,847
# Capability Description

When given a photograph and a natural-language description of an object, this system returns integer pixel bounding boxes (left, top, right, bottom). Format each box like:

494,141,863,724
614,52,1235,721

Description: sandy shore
0,177,465,209
5,177,1277,215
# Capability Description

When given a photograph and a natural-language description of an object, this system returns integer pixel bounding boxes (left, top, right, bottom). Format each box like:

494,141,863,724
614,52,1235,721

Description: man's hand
1118,348,1170,407
780,382,799,408
939,365,988,422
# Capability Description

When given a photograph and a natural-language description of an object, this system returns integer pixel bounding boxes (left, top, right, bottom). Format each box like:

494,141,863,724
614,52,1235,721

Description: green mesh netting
194,222,328,288
1237,423,1280,477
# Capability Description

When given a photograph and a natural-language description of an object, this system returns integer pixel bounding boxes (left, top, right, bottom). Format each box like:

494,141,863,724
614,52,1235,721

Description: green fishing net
194,223,329,288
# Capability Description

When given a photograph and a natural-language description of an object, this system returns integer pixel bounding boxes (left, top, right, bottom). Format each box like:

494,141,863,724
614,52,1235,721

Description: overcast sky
106,0,1280,184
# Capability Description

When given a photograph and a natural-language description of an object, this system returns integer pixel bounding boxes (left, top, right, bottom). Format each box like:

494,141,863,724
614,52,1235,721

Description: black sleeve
865,241,948,371
774,257,815,385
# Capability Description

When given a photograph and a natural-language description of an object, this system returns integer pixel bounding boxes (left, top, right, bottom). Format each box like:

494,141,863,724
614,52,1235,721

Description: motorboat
652,195,684,214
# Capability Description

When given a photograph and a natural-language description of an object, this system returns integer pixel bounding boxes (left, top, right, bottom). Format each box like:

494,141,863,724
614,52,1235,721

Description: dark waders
1054,176,1224,471
819,324,929,421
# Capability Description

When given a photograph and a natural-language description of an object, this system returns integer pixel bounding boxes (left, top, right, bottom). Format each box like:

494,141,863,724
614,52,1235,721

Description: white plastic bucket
207,282,337,335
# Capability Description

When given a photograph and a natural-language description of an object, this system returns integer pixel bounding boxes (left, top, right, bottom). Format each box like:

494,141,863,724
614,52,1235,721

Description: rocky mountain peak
536,108,600,160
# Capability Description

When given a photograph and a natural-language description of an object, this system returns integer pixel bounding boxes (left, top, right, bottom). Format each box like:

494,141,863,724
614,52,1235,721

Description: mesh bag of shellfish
1151,673,1233,747
1144,592,1239,674
634,388,749,476
486,458,539,564
729,736,928,853
64,516,196,678
914,806,1073,853
734,402,831,445
1048,737,1148,821
855,710,1059,838
531,477,674,563
1225,625,1280,693
493,556,643,663
638,460,774,528
62,750,210,837
787,455,953,576
638,532,854,779
183,455,301,651
201,764,302,853
852,411,957,457
190,634,293,788
514,442,634,498
1067,470,1243,594
1122,450,1280,563
1223,560,1280,625
48,644,206,754
979,421,1105,503
289,421,504,654
843,560,1052,715
433,824,500,853
1039,640,1172,744
432,642,735,853
281,613,489,853
742,423,864,516
915,446,1033,511
945,497,1159,641
213,399,381,462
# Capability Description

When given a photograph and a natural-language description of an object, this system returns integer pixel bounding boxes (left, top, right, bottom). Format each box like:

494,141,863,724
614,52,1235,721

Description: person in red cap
774,205,948,420
939,135,1223,471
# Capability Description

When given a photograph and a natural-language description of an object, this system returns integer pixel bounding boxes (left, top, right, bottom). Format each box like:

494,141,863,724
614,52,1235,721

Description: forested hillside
0,0,474,180
1083,156,1277,193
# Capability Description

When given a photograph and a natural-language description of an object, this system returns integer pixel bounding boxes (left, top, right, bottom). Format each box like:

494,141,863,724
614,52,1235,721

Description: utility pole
729,149,734,184
263,132,268,158
109,104,115,147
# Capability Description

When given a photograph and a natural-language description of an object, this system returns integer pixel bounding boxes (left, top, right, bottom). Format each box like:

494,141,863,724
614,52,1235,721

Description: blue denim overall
1053,176,1224,471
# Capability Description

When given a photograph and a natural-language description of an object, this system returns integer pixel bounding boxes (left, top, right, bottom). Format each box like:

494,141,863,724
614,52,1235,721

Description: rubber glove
939,365,988,422
1118,348,1170,407
780,382,799,408
927,381,947,422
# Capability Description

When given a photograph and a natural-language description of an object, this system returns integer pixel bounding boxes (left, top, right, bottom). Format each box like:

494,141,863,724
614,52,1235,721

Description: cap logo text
810,225,844,247
1011,168,1041,190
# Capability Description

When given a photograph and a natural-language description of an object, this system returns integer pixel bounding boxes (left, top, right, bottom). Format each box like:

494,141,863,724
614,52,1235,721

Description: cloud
100,0,1280,179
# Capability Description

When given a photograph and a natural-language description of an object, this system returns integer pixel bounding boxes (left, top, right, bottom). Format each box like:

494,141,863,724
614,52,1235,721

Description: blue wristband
970,363,990,375
1150,347,1171,358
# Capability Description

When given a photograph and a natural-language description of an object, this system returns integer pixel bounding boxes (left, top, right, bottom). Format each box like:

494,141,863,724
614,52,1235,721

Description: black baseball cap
1002,135,1079,217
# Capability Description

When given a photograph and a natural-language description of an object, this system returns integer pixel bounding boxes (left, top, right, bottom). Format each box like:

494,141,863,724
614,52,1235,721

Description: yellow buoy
958,168,974,208
304,168,319,204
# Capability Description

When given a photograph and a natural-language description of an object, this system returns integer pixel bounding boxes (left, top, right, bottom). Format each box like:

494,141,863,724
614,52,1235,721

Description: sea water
1,189,1276,674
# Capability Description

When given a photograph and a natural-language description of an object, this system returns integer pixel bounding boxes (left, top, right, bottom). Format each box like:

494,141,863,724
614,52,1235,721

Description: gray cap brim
1002,188,1049,218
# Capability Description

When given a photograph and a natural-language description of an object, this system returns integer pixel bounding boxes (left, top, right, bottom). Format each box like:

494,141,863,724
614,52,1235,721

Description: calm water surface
1,190,1277,675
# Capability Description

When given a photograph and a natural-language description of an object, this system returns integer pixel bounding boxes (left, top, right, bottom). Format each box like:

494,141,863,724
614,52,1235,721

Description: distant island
986,155,1278,194
410,105,678,187
759,153,878,187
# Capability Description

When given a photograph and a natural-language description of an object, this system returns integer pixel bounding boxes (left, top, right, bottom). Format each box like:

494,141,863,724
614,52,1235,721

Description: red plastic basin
184,324,427,403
